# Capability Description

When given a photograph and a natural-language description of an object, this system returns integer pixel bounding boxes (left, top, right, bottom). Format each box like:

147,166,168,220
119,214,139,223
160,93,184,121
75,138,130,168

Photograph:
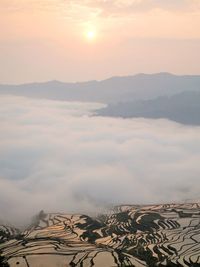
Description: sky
0,0,200,83
1,95,200,225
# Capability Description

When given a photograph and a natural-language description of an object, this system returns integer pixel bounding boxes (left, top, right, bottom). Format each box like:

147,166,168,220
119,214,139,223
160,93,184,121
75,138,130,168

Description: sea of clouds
0,95,200,225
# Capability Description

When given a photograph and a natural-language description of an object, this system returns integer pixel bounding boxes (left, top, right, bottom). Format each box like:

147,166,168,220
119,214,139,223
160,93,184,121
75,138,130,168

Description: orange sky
0,0,200,83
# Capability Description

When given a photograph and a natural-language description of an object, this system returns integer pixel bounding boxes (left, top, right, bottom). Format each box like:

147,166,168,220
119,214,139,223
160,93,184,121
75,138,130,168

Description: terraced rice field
0,202,200,266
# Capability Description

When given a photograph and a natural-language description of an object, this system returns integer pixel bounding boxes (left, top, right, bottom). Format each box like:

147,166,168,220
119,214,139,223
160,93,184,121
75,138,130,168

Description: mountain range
1,73,200,104
1,73,200,125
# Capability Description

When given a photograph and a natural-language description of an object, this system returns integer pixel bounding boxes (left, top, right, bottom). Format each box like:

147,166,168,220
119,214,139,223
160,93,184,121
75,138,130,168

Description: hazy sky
0,0,200,83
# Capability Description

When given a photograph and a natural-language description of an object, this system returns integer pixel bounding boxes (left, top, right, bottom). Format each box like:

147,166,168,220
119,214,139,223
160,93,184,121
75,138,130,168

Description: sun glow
86,30,96,41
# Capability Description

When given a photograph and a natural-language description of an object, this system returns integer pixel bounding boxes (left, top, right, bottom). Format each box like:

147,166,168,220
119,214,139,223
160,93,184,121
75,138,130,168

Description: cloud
0,95,200,225
1,0,199,15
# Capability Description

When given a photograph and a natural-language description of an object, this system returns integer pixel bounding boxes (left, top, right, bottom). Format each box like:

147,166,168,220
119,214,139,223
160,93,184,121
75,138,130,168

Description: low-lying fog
0,95,200,225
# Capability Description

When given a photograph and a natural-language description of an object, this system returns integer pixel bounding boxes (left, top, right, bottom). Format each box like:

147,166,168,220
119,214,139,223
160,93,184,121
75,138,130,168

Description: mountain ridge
97,90,200,125
1,73,200,104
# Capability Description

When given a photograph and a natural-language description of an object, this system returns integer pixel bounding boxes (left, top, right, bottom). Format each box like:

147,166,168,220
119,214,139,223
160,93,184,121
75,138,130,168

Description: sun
86,30,96,41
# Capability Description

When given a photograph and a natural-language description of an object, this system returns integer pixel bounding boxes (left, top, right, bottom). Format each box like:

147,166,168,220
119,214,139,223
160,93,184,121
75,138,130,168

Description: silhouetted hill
97,91,200,125
1,73,200,104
